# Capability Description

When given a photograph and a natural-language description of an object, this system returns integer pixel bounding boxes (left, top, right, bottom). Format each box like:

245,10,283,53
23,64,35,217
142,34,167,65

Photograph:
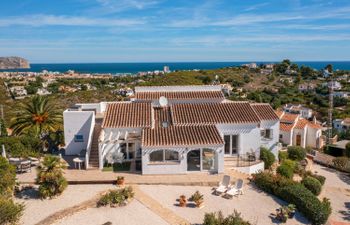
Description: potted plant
276,207,288,223
179,195,187,207
287,204,296,218
116,176,125,186
190,191,204,208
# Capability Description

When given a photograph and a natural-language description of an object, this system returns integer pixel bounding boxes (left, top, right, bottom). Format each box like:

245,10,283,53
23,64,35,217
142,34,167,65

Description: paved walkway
17,167,249,186
133,185,190,225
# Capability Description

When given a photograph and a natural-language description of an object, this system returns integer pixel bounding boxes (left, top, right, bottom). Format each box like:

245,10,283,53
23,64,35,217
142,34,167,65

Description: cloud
96,0,160,11
0,14,144,27
243,3,269,12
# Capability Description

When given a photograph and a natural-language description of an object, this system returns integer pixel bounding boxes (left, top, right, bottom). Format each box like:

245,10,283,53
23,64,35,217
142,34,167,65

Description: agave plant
36,155,67,199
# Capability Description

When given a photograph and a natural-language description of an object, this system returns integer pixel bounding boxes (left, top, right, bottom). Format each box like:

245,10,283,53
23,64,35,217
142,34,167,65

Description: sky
1,0,350,63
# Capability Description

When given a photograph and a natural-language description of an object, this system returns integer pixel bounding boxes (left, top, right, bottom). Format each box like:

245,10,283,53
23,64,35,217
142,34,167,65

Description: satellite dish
159,96,168,107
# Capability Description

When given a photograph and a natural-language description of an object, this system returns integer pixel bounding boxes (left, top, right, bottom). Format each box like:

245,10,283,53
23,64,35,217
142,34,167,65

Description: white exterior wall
233,161,265,175
141,146,224,175
292,128,307,148
306,127,322,149
280,130,292,146
63,110,95,155
217,123,261,156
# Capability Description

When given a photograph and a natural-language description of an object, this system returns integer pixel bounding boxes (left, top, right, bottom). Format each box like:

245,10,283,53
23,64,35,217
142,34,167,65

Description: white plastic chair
224,179,244,198
214,175,231,195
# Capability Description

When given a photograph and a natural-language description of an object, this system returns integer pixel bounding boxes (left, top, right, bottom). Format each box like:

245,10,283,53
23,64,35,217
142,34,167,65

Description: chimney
313,116,317,124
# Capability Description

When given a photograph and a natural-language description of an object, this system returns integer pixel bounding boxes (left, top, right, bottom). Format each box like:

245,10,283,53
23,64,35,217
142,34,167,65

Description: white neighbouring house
63,85,280,174
277,111,325,149
333,118,350,133
283,104,313,119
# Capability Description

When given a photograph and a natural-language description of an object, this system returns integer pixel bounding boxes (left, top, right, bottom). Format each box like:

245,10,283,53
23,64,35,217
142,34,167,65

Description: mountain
0,57,30,69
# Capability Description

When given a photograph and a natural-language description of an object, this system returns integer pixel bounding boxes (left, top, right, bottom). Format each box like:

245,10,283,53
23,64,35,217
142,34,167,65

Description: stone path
133,185,190,225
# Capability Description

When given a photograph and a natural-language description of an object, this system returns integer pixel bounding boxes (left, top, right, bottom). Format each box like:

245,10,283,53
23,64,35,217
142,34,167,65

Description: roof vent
159,96,168,107
162,121,168,128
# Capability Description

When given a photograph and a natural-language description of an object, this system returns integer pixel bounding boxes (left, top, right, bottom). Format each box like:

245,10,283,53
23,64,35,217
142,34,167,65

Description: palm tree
36,155,67,198
10,95,62,137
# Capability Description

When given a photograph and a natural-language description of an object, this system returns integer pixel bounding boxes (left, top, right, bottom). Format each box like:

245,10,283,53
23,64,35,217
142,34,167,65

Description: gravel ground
313,164,350,223
53,199,169,225
15,184,114,225
139,184,309,225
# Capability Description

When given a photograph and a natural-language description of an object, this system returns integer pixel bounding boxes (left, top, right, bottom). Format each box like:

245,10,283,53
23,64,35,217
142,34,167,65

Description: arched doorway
187,149,200,171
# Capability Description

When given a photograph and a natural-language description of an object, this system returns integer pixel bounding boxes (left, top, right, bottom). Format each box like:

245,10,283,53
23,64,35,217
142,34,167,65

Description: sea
1,61,350,75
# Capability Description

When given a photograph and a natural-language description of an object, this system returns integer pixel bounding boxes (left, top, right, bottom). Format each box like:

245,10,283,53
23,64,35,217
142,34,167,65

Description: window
74,134,84,142
261,129,272,139
279,134,283,139
150,150,179,162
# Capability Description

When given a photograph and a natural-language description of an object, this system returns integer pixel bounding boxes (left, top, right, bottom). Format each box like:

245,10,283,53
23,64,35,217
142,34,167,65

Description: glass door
187,150,201,171
202,148,215,170
224,135,231,155
231,135,238,155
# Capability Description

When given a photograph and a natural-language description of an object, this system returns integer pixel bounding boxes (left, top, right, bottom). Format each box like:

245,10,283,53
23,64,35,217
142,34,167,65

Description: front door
224,135,239,155
231,135,238,155
296,135,301,146
187,149,201,171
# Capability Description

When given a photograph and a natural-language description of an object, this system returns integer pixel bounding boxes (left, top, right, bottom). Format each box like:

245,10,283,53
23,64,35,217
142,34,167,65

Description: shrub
0,136,41,158
278,151,288,162
346,142,350,158
203,210,251,225
97,186,134,207
287,146,306,161
260,147,276,169
301,176,322,195
278,184,331,225
303,171,326,186
332,157,350,172
252,171,295,195
36,155,67,199
0,197,24,225
252,172,332,225
0,157,16,199
277,162,294,179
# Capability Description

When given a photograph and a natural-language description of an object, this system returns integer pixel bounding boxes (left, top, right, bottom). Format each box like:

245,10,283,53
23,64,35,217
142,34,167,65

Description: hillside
0,57,30,69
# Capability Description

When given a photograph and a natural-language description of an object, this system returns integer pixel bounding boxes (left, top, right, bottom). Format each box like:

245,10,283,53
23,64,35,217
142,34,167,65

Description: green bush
287,146,306,161
260,147,275,169
303,171,326,186
97,186,134,207
0,157,16,199
0,197,24,225
203,210,251,225
252,171,296,194
278,151,288,162
332,157,350,172
301,176,322,196
277,161,294,179
36,155,67,199
278,184,331,225
0,136,41,158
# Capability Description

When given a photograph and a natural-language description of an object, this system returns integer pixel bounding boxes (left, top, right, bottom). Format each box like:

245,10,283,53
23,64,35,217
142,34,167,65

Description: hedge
276,160,295,179
278,151,288,162
0,157,16,199
260,147,275,169
287,146,306,161
0,197,24,225
278,184,331,225
301,176,322,196
332,157,350,173
203,210,251,225
252,172,331,225
303,171,326,186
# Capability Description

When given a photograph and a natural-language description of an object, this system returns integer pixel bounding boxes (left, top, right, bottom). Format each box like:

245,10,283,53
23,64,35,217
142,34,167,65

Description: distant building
325,81,342,90
283,104,313,119
322,69,332,78
163,66,170,73
333,92,349,98
333,118,350,132
37,88,51,96
10,86,27,96
242,63,257,69
265,64,274,69
277,111,324,149
298,83,316,92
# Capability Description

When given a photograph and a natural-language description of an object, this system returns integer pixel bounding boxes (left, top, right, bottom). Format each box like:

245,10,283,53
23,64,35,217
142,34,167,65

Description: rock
0,57,30,69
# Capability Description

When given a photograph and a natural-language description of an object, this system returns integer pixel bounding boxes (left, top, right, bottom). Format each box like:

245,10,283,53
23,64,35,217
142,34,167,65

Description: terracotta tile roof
135,91,224,100
307,121,323,129
280,122,294,132
275,110,284,118
251,103,279,121
142,125,224,147
281,113,299,123
102,102,152,128
153,107,172,128
294,118,309,129
172,102,261,125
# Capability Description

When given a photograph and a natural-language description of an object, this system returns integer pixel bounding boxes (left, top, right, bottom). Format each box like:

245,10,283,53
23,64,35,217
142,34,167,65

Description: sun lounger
224,179,244,198
214,175,231,195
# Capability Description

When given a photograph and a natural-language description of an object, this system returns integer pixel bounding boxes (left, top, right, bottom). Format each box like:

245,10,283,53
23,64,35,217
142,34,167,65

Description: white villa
63,85,280,174
277,111,324,149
